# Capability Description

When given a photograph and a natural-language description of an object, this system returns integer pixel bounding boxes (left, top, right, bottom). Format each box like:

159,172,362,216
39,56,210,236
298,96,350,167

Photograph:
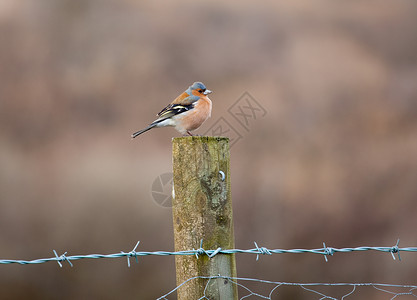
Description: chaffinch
131,82,212,138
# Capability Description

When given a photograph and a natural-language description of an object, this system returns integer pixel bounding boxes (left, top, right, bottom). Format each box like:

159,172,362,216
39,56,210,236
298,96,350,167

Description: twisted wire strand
1,240,416,266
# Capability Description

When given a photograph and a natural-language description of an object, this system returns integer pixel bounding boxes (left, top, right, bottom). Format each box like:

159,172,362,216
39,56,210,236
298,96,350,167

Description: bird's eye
199,89,204,93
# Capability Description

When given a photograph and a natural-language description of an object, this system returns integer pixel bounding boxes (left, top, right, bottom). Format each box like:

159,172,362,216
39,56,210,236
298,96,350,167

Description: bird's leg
187,131,194,136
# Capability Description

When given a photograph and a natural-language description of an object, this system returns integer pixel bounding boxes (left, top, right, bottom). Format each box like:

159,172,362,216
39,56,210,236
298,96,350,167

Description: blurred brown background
1,0,417,299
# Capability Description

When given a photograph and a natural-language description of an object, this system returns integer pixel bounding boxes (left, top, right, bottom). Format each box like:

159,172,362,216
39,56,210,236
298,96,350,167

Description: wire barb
323,242,335,262
53,250,73,267
193,239,209,259
390,239,402,261
254,242,272,261
123,241,140,267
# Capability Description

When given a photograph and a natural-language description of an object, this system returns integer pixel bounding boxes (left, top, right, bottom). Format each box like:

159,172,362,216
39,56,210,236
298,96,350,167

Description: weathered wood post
172,136,238,300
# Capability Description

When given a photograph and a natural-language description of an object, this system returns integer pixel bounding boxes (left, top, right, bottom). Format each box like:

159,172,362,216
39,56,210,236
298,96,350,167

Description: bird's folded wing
157,95,199,117
152,103,194,124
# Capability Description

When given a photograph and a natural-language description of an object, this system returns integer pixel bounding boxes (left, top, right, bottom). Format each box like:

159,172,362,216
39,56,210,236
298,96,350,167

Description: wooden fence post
172,136,238,300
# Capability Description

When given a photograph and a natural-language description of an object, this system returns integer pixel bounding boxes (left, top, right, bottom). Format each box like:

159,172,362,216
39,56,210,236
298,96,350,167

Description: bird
131,82,212,138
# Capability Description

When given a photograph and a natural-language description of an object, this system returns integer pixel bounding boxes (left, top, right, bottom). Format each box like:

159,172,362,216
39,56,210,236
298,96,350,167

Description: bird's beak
203,89,212,95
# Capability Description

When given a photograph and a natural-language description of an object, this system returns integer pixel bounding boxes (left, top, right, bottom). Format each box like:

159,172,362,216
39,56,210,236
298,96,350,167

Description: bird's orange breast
175,97,212,132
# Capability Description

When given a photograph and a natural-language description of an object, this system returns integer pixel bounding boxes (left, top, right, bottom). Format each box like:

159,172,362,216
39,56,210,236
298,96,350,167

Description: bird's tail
131,124,157,138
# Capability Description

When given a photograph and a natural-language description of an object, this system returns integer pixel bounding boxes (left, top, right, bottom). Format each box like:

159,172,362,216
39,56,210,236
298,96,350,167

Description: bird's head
187,82,212,96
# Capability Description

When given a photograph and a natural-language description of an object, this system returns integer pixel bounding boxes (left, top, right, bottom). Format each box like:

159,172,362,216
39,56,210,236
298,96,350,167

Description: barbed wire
1,239,416,267
157,275,417,300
